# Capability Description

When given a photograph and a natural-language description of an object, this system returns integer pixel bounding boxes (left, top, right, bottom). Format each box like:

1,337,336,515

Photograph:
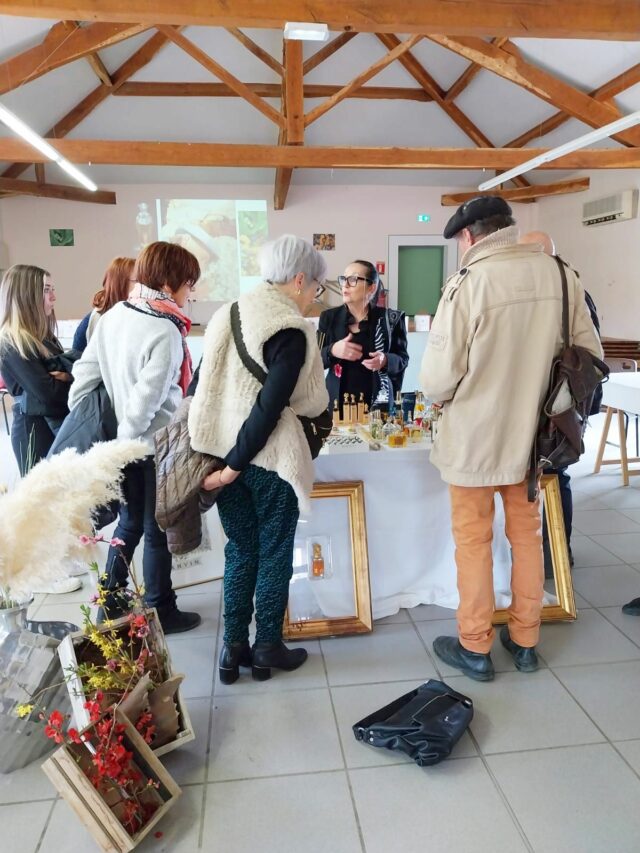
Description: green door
397,245,445,315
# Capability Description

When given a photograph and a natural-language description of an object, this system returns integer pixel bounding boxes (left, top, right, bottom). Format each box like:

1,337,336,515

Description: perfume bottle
311,542,325,578
414,391,426,426
332,398,340,428
135,202,153,250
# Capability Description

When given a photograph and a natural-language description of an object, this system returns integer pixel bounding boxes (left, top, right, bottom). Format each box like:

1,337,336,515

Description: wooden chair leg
618,408,630,486
594,407,614,473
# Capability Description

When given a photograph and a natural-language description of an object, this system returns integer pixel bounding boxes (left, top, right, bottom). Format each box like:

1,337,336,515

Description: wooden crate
58,609,194,757
42,708,181,853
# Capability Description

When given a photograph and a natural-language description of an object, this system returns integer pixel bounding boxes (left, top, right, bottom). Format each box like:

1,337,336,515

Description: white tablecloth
294,443,515,620
602,372,640,416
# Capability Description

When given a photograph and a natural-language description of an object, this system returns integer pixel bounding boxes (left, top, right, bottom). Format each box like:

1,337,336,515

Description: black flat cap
443,195,512,239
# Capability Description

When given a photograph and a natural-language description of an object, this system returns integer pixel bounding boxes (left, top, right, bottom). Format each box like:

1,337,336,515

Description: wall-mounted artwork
49,229,74,247
313,233,335,251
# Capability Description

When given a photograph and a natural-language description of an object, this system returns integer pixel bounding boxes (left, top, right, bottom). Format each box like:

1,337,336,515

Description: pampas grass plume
0,440,147,598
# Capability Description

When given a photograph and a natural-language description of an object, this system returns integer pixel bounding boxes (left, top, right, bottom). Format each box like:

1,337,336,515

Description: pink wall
536,170,640,339
0,182,537,320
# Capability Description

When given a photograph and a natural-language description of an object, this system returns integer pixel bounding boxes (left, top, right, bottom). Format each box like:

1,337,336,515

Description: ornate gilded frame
283,480,373,639
493,474,576,624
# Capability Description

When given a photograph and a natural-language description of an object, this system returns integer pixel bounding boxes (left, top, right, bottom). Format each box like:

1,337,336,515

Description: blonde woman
0,264,81,595
0,264,72,475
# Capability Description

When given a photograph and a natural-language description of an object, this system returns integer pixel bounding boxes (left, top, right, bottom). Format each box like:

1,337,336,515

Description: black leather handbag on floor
352,679,473,767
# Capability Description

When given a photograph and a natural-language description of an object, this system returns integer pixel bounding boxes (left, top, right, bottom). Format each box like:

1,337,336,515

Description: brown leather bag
528,256,609,500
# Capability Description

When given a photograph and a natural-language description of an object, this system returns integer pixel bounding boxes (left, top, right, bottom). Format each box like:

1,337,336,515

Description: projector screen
136,199,268,301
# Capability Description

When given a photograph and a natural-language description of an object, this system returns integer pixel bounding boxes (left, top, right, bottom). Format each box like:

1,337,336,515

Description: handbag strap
230,301,267,385
554,255,570,350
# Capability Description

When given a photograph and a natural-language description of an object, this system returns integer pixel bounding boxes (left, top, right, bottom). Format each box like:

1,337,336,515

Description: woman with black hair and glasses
318,259,409,417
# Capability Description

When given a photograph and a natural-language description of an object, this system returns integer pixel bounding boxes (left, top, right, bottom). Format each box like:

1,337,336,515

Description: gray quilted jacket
154,397,222,555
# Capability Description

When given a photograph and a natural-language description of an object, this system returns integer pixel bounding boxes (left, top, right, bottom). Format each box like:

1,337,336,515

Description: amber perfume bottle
311,542,325,578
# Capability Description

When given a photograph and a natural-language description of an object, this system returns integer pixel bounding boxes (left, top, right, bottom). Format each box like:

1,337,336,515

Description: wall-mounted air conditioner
582,189,638,227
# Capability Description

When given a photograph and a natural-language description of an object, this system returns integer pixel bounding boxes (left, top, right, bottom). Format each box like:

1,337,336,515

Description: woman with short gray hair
189,234,329,683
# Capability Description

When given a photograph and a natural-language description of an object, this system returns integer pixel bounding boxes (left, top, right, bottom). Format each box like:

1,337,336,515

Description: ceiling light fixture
283,22,329,41
0,102,97,192
478,108,640,191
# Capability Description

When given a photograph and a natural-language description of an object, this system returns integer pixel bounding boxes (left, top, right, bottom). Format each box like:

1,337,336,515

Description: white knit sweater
188,282,329,511
69,301,183,449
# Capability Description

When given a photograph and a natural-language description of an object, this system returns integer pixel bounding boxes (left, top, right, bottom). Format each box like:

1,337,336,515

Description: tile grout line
320,640,367,853
593,607,640,651
196,584,223,850
33,798,57,853
609,742,640,783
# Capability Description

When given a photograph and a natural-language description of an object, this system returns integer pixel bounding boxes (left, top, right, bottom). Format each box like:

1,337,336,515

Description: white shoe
65,560,89,578
31,576,83,595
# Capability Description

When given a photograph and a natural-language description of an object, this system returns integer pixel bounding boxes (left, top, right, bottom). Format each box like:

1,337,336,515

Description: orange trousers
449,480,544,654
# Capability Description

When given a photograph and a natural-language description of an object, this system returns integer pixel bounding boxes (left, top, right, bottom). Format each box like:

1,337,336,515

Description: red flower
67,728,83,744
333,364,343,378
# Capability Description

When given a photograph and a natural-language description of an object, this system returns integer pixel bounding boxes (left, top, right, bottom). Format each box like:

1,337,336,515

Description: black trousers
104,458,176,611
10,409,55,476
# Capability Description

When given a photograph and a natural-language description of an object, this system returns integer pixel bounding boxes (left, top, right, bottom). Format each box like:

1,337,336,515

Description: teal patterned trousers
216,465,299,644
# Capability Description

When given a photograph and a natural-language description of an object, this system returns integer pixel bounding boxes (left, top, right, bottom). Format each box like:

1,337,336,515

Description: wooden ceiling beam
506,61,640,149
429,35,640,148
0,20,146,95
303,32,358,75
2,140,640,169
1,29,177,180
443,37,508,103
0,177,116,204
375,33,529,190
441,178,591,206
64,19,114,85
226,27,283,77
2,1,639,39
305,34,423,126
157,26,284,127
274,38,304,210
113,81,434,100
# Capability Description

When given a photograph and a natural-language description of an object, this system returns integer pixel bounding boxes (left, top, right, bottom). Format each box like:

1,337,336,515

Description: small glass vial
311,542,325,578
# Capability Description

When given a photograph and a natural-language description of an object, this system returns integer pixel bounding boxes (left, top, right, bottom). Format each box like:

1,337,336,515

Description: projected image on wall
150,199,268,301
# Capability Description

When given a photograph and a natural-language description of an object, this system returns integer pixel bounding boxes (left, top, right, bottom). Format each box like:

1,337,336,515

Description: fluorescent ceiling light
478,107,640,191
0,101,97,192
284,21,329,41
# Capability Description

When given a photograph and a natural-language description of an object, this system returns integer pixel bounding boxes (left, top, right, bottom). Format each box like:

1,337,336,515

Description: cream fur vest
188,282,329,511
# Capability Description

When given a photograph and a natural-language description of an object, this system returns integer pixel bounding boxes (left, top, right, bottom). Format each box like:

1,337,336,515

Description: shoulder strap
230,301,267,385
554,255,570,350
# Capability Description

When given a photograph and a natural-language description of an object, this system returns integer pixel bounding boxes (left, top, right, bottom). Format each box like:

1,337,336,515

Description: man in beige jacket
420,196,602,681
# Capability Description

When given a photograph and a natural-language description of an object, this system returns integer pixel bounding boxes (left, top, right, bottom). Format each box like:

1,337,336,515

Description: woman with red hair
72,257,135,352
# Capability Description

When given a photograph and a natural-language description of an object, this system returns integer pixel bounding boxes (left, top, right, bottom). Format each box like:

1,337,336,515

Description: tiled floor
2,413,640,852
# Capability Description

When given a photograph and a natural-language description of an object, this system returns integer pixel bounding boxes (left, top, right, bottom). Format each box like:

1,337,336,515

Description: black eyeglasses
338,275,374,288
315,283,326,299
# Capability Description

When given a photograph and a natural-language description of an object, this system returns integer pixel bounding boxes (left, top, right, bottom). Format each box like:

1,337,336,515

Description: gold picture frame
493,474,576,624
283,480,373,640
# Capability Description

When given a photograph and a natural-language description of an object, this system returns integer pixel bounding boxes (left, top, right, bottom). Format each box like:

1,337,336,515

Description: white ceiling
0,19,638,188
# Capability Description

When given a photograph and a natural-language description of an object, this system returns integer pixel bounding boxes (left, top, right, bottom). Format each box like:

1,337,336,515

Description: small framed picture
313,233,336,251
49,229,74,247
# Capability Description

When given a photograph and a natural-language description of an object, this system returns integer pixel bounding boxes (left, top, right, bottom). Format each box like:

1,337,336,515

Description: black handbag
230,301,332,459
352,679,473,767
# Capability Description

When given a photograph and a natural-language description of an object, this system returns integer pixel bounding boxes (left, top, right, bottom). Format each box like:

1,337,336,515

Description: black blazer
318,304,409,411
0,339,70,418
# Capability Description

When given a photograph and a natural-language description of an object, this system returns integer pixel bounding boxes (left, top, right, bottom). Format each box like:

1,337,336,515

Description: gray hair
260,234,327,288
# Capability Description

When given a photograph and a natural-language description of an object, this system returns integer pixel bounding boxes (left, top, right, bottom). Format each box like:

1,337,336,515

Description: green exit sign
417,214,431,222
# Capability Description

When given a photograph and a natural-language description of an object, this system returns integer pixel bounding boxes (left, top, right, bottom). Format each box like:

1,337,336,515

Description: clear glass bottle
135,202,153,250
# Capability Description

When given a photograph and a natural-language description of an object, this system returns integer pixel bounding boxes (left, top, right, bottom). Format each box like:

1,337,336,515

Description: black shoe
500,627,539,672
157,607,202,635
432,636,495,682
96,588,134,624
219,641,252,685
251,641,308,681
622,597,640,616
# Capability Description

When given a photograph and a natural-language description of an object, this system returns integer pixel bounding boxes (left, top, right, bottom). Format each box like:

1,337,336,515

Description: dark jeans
216,465,299,644
542,466,573,577
10,409,55,475
104,457,175,611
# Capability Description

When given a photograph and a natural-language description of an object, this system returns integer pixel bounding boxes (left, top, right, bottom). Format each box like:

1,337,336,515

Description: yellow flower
16,703,34,719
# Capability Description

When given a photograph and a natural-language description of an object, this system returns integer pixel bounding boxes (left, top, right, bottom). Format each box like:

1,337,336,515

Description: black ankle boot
251,641,308,681
219,641,252,685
